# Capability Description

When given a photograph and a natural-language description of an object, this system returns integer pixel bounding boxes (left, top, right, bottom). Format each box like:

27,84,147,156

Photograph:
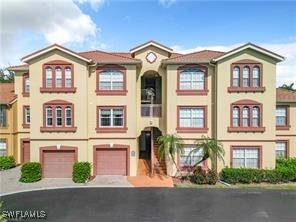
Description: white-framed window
242,66,250,87
45,67,53,88
99,108,124,127
242,107,249,127
232,107,240,127
55,107,62,126
232,148,259,168
179,107,205,128
252,66,260,87
232,66,240,87
0,139,7,156
252,106,260,127
46,107,53,126
25,107,30,124
276,142,287,159
99,70,124,90
55,67,62,88
0,105,7,127
65,107,72,126
65,67,72,88
179,69,205,90
25,77,30,93
179,146,204,166
276,106,287,126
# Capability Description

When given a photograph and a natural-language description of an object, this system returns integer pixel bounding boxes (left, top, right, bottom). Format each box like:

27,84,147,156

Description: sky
1,0,296,86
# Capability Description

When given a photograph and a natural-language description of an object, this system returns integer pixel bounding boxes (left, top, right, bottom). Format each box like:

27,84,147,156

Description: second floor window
0,105,7,127
99,108,124,127
242,66,250,87
24,106,30,125
42,100,75,131
229,100,264,132
22,73,30,96
55,67,62,88
276,106,288,126
179,107,205,128
46,67,53,88
232,67,240,87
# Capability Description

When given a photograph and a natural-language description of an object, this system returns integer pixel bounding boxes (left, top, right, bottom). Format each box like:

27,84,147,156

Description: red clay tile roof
78,50,141,63
162,50,225,64
8,64,29,71
0,83,17,104
276,88,296,102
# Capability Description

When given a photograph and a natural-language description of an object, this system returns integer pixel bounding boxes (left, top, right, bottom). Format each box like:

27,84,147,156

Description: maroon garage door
43,150,75,178
96,149,127,175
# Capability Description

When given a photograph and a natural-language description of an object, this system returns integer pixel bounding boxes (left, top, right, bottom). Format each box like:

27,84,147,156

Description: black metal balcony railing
141,104,161,117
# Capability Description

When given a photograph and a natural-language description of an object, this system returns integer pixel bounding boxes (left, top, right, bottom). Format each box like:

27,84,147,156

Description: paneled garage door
43,150,75,178
96,148,127,175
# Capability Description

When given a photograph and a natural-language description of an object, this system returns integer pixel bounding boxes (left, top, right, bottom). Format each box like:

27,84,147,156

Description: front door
139,131,151,159
22,140,30,163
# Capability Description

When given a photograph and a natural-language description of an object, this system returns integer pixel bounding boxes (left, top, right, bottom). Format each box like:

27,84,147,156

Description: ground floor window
232,147,259,168
0,139,7,156
276,141,287,159
179,146,204,167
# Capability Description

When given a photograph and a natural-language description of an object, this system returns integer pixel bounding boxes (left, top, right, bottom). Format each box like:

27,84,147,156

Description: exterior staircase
152,140,167,175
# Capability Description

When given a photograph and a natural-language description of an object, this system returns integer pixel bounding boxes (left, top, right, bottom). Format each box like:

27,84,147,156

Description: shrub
0,156,16,170
207,169,218,185
19,162,42,183
72,162,91,183
190,166,208,184
276,158,296,171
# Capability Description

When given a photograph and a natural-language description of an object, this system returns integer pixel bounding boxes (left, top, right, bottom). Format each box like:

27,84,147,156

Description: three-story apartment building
6,40,296,177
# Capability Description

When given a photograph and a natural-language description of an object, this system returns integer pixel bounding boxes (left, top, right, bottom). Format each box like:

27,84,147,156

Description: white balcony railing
141,104,161,117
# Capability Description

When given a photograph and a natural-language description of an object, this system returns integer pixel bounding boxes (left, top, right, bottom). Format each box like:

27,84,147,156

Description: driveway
0,167,132,195
1,188,296,222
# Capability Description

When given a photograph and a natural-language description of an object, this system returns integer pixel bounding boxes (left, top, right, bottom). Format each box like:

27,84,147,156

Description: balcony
141,104,161,117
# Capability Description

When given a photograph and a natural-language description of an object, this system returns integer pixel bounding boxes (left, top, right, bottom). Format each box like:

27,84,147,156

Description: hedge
19,162,42,183
190,166,218,185
0,156,16,170
72,162,91,183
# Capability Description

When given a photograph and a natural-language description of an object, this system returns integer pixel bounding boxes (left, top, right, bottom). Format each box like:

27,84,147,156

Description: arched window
55,67,62,88
65,67,72,88
45,106,53,126
99,70,124,90
242,106,249,127
65,106,72,126
55,106,62,126
252,106,260,127
45,67,53,88
232,107,240,127
242,66,250,87
180,68,205,90
252,66,260,87
232,66,240,87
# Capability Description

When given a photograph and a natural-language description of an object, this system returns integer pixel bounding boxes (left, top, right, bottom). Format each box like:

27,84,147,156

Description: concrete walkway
0,166,133,196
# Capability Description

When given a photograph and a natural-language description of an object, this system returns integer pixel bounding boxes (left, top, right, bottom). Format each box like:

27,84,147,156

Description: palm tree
188,136,225,172
157,134,184,167
279,83,296,91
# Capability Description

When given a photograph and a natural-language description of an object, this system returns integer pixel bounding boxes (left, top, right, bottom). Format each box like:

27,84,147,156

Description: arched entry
138,127,165,175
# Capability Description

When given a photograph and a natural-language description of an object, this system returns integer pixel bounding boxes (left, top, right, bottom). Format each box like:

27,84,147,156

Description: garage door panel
43,150,75,178
96,149,127,175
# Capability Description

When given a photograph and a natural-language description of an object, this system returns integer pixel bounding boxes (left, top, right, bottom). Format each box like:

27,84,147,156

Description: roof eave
162,60,211,65
94,60,142,65
8,67,29,71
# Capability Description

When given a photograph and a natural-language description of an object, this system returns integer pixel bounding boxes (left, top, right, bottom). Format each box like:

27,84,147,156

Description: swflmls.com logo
1,210,47,220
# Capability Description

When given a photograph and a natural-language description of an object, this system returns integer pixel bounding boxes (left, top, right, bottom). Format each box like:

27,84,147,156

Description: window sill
227,127,265,132
40,87,77,93
96,127,128,133
95,90,128,96
22,124,30,129
40,127,77,132
276,125,291,130
22,92,29,97
176,90,209,96
176,127,208,133
227,87,265,93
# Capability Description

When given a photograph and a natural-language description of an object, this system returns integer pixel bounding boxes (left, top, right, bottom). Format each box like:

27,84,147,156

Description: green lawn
174,182,296,190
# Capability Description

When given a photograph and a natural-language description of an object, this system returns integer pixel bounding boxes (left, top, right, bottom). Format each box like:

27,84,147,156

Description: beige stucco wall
215,49,278,169
276,102,296,157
